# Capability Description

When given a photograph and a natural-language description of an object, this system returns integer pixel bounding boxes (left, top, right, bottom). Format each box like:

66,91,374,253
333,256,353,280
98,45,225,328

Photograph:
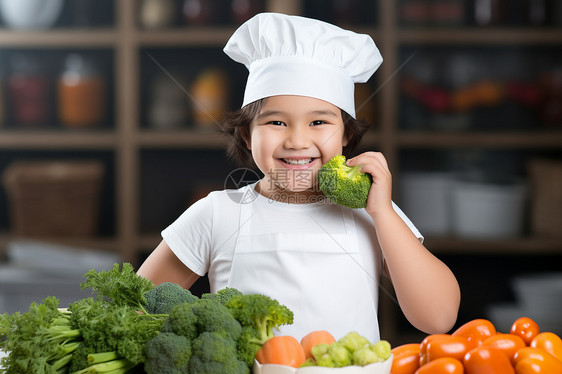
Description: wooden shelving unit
1,0,561,344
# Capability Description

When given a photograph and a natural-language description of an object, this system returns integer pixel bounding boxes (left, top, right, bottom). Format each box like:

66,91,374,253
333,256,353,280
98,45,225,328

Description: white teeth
283,158,312,165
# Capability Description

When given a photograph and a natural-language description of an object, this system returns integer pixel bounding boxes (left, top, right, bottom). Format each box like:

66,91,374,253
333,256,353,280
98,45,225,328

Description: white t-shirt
162,182,423,297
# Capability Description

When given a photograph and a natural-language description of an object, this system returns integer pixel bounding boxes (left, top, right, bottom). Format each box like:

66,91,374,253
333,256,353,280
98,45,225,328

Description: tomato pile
391,317,562,374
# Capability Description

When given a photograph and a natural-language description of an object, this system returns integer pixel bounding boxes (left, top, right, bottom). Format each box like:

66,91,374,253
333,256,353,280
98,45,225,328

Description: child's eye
310,120,327,126
267,120,286,126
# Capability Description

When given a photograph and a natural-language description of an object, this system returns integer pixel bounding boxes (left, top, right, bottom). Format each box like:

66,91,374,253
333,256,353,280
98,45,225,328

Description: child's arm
347,152,461,334
137,240,200,289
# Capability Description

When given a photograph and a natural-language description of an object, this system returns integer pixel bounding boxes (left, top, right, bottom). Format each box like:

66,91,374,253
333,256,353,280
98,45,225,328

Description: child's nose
284,126,312,149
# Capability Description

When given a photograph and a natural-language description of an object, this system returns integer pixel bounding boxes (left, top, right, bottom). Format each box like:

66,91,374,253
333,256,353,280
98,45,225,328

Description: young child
138,13,460,343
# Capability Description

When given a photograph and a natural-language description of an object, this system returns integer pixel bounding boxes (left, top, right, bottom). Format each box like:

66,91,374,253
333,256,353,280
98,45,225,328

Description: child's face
246,95,348,199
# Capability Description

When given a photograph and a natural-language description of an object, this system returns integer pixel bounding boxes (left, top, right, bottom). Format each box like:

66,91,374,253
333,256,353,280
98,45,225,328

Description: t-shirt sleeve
161,195,214,276
392,201,424,243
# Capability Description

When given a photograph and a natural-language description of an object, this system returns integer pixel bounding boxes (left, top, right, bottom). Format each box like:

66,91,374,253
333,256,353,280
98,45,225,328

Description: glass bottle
7,53,49,127
57,53,106,128
183,0,216,26
231,0,263,24
474,0,506,26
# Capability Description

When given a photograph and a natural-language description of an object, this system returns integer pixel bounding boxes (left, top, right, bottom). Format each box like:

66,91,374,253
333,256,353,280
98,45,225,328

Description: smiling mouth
281,158,314,165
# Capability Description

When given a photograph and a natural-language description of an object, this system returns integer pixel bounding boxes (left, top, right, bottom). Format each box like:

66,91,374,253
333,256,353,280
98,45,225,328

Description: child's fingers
346,152,389,172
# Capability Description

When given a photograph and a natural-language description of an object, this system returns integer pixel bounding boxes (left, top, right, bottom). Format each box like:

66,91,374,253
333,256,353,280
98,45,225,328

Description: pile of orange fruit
391,317,562,374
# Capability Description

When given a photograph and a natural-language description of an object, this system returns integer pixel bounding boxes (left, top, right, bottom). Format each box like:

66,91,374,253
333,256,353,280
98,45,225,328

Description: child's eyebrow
257,110,338,119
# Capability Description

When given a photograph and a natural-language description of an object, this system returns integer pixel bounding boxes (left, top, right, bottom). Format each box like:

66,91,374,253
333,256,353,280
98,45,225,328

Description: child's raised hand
346,152,393,217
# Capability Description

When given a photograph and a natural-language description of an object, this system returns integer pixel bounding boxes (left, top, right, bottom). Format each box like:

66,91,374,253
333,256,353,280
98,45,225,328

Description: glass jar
7,53,49,127
57,53,106,128
139,0,176,29
190,68,229,129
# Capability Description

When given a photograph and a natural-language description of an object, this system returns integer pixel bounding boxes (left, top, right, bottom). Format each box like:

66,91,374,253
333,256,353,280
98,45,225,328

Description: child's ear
342,131,349,147
240,128,251,150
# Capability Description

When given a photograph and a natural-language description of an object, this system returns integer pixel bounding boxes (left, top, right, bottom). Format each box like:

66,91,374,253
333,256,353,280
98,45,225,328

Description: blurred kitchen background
0,0,561,345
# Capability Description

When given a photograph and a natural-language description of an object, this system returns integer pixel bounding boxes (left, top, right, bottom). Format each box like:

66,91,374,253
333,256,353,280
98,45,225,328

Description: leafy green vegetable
0,296,82,373
318,155,372,209
80,263,155,314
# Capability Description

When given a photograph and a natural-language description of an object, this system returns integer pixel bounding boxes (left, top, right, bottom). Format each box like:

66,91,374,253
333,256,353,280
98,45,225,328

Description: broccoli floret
144,332,191,374
161,302,198,340
225,294,294,368
201,287,243,305
143,282,198,314
191,299,242,340
189,332,249,374
318,155,372,209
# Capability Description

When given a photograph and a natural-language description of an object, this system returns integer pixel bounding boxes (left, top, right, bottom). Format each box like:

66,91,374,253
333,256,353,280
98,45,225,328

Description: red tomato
530,332,562,362
391,343,421,374
415,357,464,374
510,317,540,346
515,357,562,374
464,346,515,374
420,334,470,364
483,333,526,363
453,319,497,350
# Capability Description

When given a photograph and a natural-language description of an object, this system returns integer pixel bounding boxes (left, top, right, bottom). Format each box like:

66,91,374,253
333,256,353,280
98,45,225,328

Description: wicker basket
2,160,104,237
528,159,562,238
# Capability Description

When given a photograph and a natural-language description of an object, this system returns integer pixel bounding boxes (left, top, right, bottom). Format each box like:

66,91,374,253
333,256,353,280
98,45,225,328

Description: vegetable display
0,263,294,374
318,155,372,209
390,316,562,374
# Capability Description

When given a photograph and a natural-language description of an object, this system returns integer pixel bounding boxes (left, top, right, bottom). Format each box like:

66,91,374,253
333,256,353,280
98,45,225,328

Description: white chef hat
223,12,383,118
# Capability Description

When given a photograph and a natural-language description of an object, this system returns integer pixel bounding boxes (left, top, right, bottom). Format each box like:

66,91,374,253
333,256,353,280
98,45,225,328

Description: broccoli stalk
318,155,373,209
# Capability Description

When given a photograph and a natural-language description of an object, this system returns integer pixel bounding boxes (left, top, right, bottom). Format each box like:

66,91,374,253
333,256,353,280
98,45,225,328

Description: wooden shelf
0,233,119,254
136,27,236,47
0,28,117,47
399,28,562,45
0,130,117,149
397,131,562,148
0,0,560,346
426,236,562,254
136,129,228,148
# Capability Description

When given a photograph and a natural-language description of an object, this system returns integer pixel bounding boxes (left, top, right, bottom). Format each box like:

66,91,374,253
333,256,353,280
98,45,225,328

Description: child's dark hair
220,98,370,167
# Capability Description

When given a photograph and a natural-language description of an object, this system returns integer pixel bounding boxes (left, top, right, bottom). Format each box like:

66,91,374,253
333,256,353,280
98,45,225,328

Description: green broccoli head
225,293,294,369
318,155,372,209
236,326,262,368
144,332,191,374
161,302,198,340
143,282,198,315
189,332,249,374
190,299,242,341
225,294,293,345
201,287,243,306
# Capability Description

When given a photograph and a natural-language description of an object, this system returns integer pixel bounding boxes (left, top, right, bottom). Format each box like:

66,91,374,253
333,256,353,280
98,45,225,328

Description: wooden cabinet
0,0,561,343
